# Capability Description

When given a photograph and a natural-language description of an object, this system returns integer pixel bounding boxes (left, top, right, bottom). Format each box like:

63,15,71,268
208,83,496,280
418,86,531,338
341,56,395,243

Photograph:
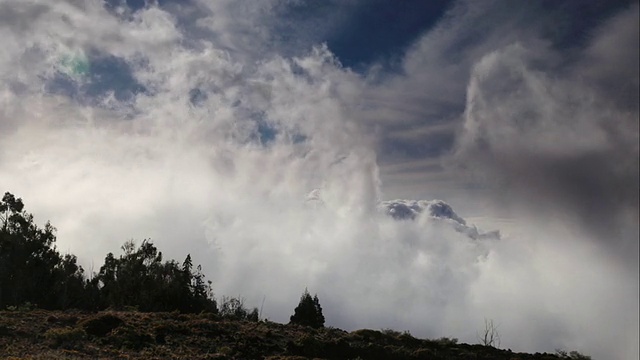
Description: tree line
0,192,324,328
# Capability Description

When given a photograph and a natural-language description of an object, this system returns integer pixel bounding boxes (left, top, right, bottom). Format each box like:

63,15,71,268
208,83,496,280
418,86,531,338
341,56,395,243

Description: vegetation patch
80,314,124,337
0,309,594,360
44,327,86,348
107,325,154,350
0,324,10,337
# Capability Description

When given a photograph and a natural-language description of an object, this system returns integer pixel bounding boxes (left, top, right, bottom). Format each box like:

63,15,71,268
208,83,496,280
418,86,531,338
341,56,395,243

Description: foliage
555,349,592,360
294,333,323,357
44,327,86,348
109,325,155,350
80,314,124,337
289,288,325,329
219,296,260,321
0,192,217,314
0,192,86,310
435,337,458,346
94,240,217,313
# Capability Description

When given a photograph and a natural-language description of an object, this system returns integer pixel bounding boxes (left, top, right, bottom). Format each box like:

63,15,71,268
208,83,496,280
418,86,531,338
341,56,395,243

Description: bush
44,327,86,348
219,296,259,322
351,329,386,342
80,314,124,337
435,337,458,346
247,307,260,322
294,334,323,357
0,324,10,337
380,328,402,337
110,326,154,350
555,349,592,360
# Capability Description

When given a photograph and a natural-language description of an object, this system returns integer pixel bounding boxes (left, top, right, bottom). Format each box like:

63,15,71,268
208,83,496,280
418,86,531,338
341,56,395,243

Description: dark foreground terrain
0,310,576,359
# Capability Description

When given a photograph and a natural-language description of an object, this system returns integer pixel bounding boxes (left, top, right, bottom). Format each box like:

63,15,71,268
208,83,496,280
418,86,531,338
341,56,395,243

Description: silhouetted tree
0,191,218,313
0,192,85,309
94,239,217,313
289,288,325,328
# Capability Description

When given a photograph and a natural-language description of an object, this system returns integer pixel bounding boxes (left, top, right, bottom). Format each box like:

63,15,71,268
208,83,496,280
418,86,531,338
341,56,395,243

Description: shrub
380,328,402,337
555,349,592,360
46,315,78,326
219,296,259,322
294,334,323,357
0,324,10,337
80,314,124,336
218,345,234,356
110,326,154,350
435,337,458,346
44,327,86,348
351,329,386,342
220,296,247,319
247,307,260,322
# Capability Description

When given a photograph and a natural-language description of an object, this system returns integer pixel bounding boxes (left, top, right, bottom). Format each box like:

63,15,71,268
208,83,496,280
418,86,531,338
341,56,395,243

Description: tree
0,192,85,309
477,318,500,348
94,240,217,313
289,288,325,328
0,191,218,313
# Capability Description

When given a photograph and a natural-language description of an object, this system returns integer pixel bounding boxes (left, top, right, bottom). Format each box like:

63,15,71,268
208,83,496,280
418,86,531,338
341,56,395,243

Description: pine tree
289,288,325,328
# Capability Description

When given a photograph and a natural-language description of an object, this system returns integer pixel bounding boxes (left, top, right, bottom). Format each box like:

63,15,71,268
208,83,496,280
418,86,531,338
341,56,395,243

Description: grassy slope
0,310,566,359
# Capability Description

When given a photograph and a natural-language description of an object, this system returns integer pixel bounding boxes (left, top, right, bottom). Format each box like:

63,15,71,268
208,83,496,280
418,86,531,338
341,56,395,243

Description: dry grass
0,310,571,359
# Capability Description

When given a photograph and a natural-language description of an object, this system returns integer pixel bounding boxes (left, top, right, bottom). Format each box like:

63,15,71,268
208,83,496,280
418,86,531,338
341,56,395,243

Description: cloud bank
0,1,637,359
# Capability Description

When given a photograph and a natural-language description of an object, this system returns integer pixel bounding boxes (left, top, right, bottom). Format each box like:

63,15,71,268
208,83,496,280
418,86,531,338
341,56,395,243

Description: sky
0,0,638,358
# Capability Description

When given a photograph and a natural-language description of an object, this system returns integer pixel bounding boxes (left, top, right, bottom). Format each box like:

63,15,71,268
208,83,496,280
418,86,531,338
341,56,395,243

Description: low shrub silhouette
219,296,260,322
81,314,124,337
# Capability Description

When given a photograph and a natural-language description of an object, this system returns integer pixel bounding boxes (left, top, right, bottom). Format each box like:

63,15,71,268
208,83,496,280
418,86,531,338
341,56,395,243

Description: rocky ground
0,310,576,359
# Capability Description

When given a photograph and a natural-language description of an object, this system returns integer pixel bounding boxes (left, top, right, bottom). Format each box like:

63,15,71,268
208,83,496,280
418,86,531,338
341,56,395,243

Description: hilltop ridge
0,309,585,359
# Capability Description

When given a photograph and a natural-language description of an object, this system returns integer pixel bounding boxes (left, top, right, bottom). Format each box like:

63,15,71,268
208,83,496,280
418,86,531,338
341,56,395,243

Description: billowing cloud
454,4,639,264
0,1,637,359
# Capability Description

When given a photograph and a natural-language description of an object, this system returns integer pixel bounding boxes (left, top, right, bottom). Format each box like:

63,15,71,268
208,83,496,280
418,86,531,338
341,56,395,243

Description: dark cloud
453,3,639,265
380,199,500,240
353,0,638,203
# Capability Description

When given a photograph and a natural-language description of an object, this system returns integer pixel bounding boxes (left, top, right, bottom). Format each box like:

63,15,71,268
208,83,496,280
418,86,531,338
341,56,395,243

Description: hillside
0,309,576,360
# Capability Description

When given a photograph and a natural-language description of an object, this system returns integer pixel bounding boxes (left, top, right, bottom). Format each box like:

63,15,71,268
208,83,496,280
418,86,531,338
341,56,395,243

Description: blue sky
0,1,638,358
290,0,453,69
